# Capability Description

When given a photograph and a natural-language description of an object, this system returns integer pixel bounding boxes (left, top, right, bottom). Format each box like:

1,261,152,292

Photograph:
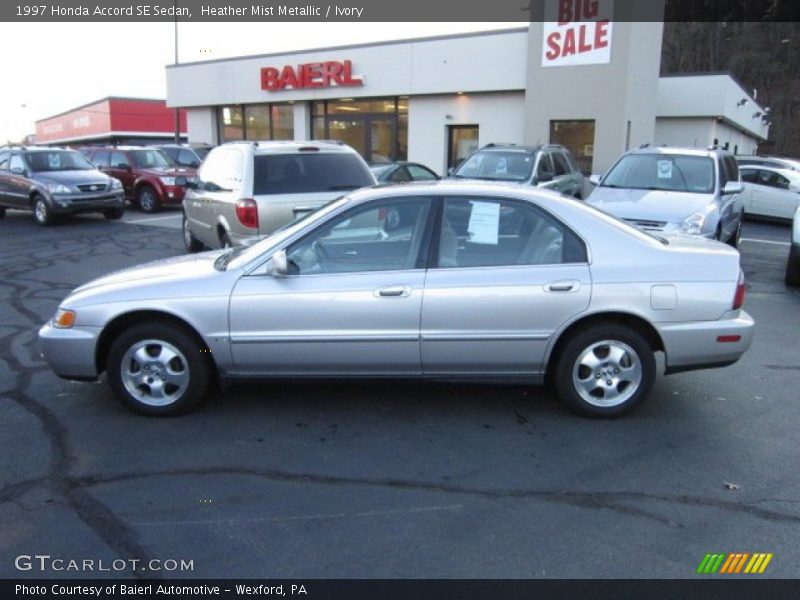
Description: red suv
83,146,196,212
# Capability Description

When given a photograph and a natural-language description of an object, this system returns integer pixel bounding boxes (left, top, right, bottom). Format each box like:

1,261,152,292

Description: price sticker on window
657,160,673,179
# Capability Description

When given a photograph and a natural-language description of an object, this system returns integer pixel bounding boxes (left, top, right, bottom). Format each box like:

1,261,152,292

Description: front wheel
786,244,800,287
183,214,204,253
106,324,211,416
553,324,656,418
32,195,55,226
104,207,125,220
137,186,160,213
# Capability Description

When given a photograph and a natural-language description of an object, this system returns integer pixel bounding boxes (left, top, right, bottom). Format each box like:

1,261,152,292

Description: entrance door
447,125,479,172
326,116,396,162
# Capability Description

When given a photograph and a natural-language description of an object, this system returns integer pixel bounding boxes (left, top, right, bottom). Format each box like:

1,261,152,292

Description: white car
786,206,800,286
740,165,800,220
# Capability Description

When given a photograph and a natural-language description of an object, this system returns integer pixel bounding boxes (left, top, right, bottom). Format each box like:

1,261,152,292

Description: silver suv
450,144,585,199
181,141,376,251
587,146,745,246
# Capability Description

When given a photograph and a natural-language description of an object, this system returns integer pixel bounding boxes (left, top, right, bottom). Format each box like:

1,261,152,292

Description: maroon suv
83,146,196,213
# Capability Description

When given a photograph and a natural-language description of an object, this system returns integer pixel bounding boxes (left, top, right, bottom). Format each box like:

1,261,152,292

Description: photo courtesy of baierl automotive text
1,0,800,597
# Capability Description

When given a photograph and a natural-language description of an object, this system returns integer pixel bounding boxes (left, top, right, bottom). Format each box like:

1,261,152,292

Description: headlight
160,177,176,186
46,183,71,194
681,212,705,235
53,308,76,329
110,178,123,190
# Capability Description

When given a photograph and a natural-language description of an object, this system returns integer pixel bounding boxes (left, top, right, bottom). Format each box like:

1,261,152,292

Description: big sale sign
541,0,614,68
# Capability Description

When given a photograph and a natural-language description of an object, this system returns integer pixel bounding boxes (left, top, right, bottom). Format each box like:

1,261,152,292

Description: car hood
138,166,196,178
587,187,712,222
66,251,230,306
34,170,111,186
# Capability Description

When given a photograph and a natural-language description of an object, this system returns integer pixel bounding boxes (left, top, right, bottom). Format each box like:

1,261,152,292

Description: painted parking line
125,214,183,224
740,238,790,247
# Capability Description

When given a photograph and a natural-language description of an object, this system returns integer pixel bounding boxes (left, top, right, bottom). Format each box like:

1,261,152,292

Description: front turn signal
53,309,76,329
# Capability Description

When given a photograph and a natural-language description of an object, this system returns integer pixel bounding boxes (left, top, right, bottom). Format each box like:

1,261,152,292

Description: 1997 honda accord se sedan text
39,182,754,418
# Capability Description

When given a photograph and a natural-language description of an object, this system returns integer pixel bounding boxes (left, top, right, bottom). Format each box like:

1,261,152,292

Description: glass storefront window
244,105,269,141
326,98,398,114
220,103,293,142
397,114,408,160
448,125,479,170
271,104,294,140
220,106,244,142
550,120,596,175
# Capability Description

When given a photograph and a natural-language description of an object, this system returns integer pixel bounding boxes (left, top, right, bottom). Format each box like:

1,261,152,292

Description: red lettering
545,32,561,60
578,24,592,52
595,19,609,49
557,0,572,25
260,67,279,91
341,60,363,86
276,66,297,90
583,0,599,19
302,63,324,88
562,28,577,56
322,61,343,86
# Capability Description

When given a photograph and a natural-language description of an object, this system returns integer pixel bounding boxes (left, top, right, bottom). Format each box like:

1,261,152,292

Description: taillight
235,198,258,229
732,270,746,310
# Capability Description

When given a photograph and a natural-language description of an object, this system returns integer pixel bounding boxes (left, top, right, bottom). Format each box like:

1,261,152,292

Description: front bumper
38,322,101,381
49,190,125,215
658,310,755,374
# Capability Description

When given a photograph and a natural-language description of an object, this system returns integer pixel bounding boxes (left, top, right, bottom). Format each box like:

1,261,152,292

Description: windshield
129,149,173,169
601,154,715,193
219,197,350,271
452,151,534,182
253,153,375,195
25,150,95,172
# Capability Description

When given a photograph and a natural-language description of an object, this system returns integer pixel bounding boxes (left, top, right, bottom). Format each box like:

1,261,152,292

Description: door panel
229,271,425,375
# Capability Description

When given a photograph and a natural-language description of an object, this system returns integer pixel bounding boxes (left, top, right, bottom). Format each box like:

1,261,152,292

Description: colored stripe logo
697,553,773,574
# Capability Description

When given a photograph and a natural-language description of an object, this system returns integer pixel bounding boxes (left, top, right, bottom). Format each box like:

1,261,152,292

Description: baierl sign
542,0,614,67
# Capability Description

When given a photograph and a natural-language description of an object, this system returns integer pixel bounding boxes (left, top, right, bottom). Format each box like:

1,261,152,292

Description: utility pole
174,0,181,143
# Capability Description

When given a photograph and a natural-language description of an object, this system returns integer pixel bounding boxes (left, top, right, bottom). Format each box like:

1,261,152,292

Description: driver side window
286,198,432,275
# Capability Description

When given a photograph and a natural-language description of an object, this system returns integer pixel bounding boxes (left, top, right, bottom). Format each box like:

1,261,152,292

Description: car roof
627,145,728,158
221,140,360,155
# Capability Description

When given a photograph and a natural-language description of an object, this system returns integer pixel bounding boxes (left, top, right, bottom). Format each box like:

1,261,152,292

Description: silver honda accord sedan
39,181,754,418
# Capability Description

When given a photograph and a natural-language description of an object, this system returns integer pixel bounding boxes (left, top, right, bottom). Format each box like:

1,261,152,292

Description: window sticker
467,201,500,245
657,160,673,179
48,154,61,169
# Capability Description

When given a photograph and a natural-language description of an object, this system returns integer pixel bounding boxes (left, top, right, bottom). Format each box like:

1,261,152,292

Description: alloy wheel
120,339,190,407
572,340,643,407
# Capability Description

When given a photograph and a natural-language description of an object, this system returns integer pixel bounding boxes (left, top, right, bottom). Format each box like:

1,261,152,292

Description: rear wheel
106,323,210,416
104,207,125,220
786,244,800,286
32,195,55,226
137,186,160,213
553,324,655,418
183,214,204,253
220,232,233,249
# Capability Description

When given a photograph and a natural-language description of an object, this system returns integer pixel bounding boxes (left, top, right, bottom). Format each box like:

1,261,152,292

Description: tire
727,219,742,248
553,324,656,418
136,186,160,213
0,207,6,219
714,225,722,241
786,244,800,287
183,214,204,253
32,195,55,226
220,232,232,249
106,323,211,416
104,207,125,220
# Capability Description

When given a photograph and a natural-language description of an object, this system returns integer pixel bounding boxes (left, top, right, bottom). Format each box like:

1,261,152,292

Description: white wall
654,117,761,155
167,29,528,108
186,107,217,145
408,92,526,175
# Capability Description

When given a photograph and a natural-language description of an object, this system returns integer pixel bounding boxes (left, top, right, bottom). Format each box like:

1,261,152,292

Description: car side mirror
116,163,131,171
723,181,744,195
536,172,554,184
589,174,602,186
265,250,289,277
10,166,26,176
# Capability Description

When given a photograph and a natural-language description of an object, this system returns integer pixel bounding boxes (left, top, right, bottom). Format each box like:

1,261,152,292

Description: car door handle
376,285,411,298
544,280,580,293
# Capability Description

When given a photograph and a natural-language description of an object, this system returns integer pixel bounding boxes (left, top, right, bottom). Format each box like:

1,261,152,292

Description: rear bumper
38,322,101,381
658,310,754,374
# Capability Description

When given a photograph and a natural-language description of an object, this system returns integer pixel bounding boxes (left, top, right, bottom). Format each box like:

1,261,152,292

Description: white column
293,102,310,141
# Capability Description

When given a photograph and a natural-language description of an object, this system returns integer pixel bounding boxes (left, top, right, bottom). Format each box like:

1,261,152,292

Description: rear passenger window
253,153,374,195
552,152,570,176
438,197,587,268
536,154,554,180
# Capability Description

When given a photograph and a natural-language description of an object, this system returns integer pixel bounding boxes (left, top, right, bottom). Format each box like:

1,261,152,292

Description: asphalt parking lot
1,207,798,579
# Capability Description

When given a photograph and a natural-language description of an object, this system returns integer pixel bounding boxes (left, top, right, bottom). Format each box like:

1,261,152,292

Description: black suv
0,147,125,225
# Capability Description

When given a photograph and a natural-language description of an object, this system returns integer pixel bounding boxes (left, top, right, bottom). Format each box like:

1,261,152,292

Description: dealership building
165,21,769,176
